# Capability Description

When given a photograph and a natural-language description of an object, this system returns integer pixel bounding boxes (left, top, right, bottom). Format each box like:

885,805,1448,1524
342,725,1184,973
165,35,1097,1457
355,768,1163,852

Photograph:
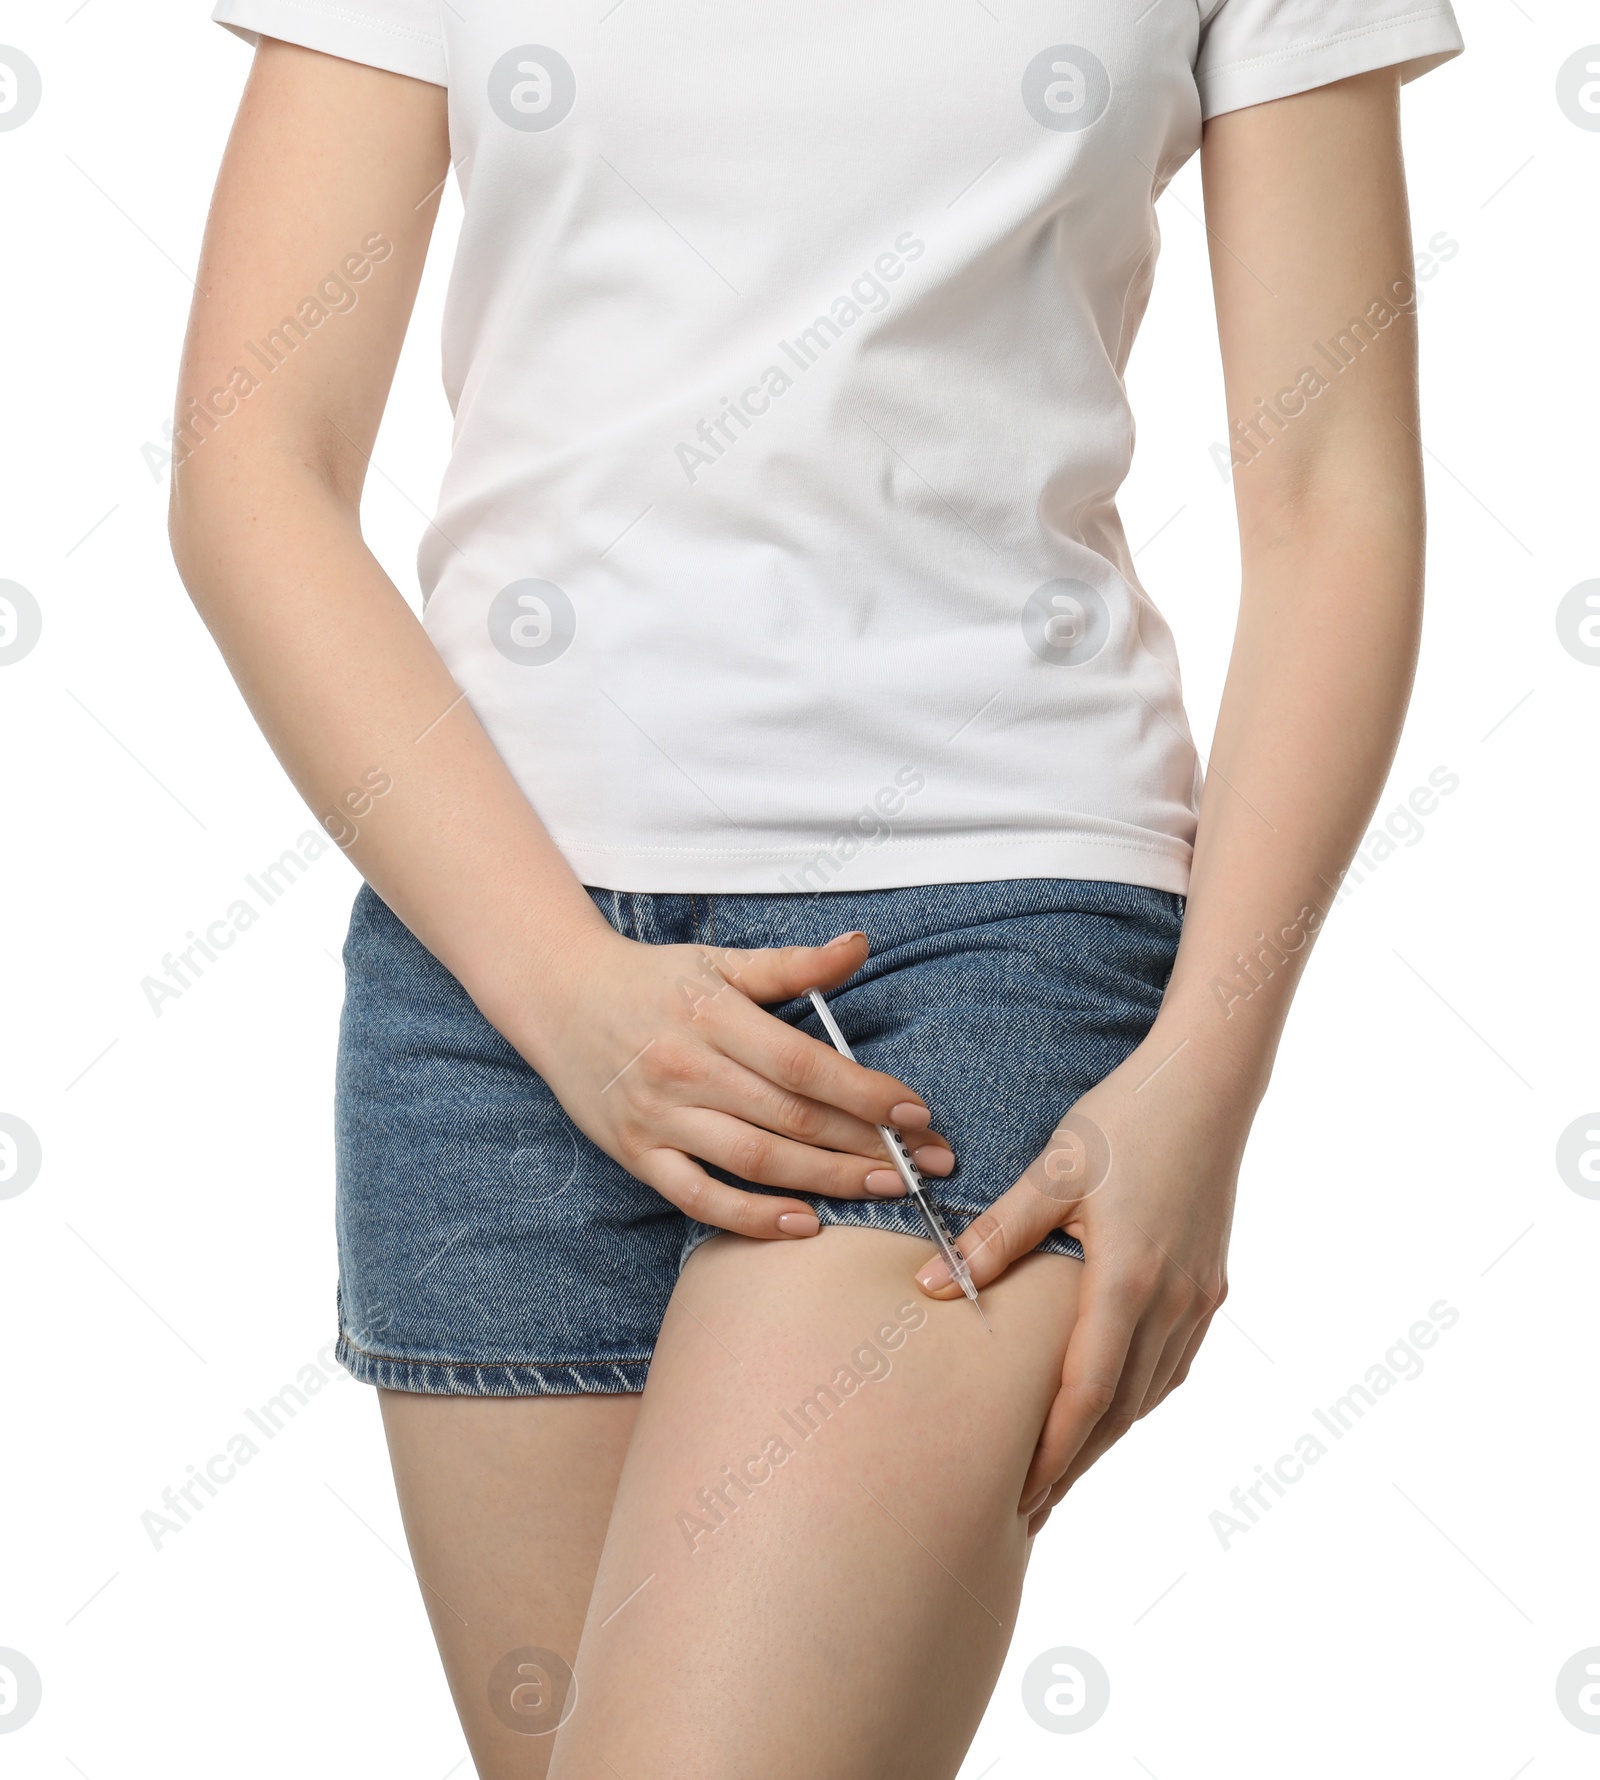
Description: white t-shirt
212,0,1462,894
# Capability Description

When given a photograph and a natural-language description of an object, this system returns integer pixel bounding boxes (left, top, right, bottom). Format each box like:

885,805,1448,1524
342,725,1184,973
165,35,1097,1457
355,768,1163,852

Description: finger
1028,1293,1223,1512
670,1107,917,1201
684,1054,955,1175
1025,1313,1175,1504
634,1147,820,1240
1011,1261,1139,1508
912,1173,1062,1298
1136,1307,1208,1418
1151,1303,1219,1409
1026,1490,1065,1540
712,990,935,1133
709,930,870,1005
629,966,942,1154
908,1140,955,1179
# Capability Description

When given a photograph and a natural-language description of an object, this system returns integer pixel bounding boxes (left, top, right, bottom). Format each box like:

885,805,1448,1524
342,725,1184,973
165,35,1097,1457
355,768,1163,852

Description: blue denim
333,878,1182,1395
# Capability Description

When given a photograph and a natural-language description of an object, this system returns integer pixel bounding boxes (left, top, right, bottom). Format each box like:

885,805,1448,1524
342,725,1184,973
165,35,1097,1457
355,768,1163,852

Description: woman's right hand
500,928,952,1239
163,45,945,1246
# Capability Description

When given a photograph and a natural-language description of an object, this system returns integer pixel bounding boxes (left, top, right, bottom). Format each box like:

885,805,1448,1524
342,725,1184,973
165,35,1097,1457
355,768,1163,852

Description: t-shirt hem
211,0,447,86
556,833,1194,897
1197,8,1464,121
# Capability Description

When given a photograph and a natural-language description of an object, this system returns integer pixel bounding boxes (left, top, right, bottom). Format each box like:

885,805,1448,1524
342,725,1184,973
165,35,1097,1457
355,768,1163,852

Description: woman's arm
170,40,952,1237
917,66,1426,1527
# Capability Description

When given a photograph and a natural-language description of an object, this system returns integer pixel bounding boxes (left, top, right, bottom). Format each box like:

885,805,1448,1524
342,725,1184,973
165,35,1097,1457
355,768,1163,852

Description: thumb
716,931,869,1005
917,1105,1111,1297
915,1175,1064,1298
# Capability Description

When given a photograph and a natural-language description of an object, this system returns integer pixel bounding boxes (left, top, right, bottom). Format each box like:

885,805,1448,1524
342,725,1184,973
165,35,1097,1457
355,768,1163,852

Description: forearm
164,42,610,1041
1149,500,1423,1113
170,471,612,1039
166,37,953,1253
948,67,1442,1510
1151,66,1431,1124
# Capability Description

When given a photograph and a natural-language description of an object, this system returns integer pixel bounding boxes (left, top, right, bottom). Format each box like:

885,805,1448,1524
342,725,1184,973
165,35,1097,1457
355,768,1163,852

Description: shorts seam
337,1326,653,1372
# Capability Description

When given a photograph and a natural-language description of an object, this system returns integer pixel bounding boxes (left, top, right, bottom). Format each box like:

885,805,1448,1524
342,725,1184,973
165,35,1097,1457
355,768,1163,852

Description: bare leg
379,1389,640,1778
546,1228,1081,1780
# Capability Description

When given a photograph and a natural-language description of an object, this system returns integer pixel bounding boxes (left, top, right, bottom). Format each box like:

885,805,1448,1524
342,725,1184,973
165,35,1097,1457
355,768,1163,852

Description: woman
173,1,1462,1771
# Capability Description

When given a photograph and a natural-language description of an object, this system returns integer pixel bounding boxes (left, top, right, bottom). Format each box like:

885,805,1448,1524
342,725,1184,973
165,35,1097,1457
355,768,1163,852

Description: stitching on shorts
338,1326,651,1370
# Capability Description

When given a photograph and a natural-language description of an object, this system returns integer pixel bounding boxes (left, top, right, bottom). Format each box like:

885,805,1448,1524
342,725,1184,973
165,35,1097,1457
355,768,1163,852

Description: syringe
806,988,990,1330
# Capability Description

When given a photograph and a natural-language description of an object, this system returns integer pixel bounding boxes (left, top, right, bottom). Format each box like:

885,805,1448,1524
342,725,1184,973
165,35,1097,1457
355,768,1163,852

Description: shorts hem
335,1331,652,1396
679,1205,1086,1268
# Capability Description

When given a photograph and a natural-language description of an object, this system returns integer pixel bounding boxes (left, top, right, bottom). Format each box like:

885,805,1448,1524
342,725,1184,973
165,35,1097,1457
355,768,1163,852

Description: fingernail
777,1211,820,1237
864,1169,904,1197
916,1258,952,1291
1022,1489,1049,1516
913,1144,952,1176
890,1101,930,1127
828,930,867,947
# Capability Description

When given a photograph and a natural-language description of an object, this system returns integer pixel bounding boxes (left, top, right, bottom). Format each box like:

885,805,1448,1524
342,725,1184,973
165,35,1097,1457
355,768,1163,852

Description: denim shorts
333,878,1183,1395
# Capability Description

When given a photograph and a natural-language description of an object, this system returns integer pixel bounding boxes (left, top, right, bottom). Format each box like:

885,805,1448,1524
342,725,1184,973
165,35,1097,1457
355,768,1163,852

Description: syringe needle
806,988,990,1330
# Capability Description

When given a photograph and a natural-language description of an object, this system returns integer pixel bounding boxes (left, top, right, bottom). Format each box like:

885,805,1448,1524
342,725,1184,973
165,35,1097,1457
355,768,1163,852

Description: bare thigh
378,1388,640,1779
546,1226,1082,1780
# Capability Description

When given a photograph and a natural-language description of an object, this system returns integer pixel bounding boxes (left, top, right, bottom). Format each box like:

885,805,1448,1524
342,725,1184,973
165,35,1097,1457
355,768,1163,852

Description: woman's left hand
909,58,1430,1541
913,1030,1247,1536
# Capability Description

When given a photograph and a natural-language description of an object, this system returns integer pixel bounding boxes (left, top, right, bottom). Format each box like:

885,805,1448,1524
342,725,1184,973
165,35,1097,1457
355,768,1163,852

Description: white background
1,1,1596,1773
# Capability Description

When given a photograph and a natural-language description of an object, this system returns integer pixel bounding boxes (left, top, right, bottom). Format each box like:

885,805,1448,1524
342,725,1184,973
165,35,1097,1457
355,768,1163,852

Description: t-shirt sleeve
1195,0,1463,120
211,0,446,86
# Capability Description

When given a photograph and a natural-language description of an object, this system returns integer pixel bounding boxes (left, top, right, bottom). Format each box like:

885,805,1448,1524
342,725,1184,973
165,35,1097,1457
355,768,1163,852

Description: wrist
1136,1007,1274,1130
464,907,623,1063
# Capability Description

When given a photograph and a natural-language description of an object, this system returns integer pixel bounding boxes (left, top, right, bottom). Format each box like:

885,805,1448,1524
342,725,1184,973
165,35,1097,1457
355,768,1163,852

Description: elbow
167,477,212,608
165,417,240,595
164,384,254,575
167,471,238,613
166,479,199,590
167,440,356,609
1231,422,1426,562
